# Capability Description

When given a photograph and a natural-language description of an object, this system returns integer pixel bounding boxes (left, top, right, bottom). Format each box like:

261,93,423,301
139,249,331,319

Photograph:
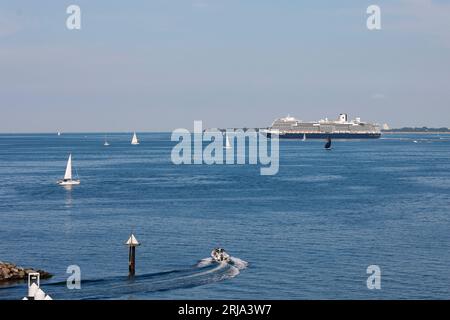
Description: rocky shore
0,261,52,283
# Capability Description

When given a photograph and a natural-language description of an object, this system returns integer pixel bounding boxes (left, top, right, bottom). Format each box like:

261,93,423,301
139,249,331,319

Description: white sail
225,135,232,149
302,134,306,141
131,132,139,145
57,153,80,185
64,154,72,180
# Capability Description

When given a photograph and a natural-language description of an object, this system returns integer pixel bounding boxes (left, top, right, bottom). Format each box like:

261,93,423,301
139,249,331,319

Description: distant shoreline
382,131,450,134
0,129,449,135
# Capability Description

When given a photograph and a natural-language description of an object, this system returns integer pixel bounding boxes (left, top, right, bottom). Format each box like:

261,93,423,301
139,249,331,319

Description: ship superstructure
267,113,381,139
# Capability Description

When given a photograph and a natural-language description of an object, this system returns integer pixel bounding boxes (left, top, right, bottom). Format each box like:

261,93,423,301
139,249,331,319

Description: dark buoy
125,233,140,276
324,137,332,150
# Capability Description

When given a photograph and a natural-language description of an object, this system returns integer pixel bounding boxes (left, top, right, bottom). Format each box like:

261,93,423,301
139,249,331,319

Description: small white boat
57,154,80,186
131,132,139,145
302,134,306,141
104,135,110,146
224,135,232,149
57,132,61,136
211,248,231,263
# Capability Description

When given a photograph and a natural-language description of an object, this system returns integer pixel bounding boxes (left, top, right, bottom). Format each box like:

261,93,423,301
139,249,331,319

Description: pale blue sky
1,0,449,132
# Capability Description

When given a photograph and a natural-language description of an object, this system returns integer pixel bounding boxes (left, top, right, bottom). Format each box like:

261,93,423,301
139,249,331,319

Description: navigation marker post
125,233,140,276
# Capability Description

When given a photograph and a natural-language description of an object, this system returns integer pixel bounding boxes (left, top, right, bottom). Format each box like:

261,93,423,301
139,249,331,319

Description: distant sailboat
224,134,232,149
302,134,306,141
131,132,139,145
324,137,332,150
57,154,80,185
104,135,110,146
57,132,61,136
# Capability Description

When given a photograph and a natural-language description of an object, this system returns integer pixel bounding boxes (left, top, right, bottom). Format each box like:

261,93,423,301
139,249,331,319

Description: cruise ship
266,113,381,139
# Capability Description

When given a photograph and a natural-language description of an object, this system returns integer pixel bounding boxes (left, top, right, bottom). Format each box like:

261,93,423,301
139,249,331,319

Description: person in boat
211,248,231,263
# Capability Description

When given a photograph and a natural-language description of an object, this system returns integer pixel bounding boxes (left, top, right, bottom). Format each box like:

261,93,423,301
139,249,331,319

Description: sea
0,133,449,300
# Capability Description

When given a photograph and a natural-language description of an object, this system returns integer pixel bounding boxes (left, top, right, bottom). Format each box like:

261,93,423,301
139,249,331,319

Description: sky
0,0,449,132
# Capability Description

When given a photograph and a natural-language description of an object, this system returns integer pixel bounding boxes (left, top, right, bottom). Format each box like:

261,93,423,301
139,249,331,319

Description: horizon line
1,125,450,135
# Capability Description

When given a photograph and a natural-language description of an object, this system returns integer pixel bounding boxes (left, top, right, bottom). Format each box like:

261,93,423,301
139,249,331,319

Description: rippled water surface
0,133,449,299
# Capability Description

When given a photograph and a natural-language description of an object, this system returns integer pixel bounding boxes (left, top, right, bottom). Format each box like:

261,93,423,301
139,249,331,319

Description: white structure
57,154,80,186
125,233,140,246
23,273,52,300
131,132,139,145
339,113,348,123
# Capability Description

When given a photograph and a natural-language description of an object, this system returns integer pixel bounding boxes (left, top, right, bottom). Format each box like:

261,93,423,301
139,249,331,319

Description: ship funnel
339,113,348,122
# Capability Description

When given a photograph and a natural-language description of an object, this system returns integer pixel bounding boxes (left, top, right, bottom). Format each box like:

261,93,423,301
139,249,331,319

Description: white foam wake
197,257,214,267
230,257,248,270
197,256,248,270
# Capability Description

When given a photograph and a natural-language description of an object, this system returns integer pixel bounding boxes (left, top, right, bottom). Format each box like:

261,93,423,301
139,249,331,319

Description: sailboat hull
57,180,80,186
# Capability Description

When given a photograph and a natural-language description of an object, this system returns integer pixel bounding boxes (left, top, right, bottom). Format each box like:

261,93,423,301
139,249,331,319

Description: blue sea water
0,133,449,300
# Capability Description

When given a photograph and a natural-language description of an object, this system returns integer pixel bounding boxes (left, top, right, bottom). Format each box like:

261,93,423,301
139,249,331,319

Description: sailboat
104,135,110,146
302,134,306,141
57,132,61,136
131,132,139,145
324,137,332,150
57,154,80,185
224,134,232,149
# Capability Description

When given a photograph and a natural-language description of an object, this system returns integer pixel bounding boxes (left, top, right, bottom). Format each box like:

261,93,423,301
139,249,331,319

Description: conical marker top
125,233,140,247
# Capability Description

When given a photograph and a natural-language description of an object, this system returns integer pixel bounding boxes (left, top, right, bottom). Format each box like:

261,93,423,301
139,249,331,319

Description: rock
35,270,52,279
0,262,52,283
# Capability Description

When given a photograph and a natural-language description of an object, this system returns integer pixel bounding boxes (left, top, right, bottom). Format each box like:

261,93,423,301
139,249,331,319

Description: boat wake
197,256,248,270
0,257,248,300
